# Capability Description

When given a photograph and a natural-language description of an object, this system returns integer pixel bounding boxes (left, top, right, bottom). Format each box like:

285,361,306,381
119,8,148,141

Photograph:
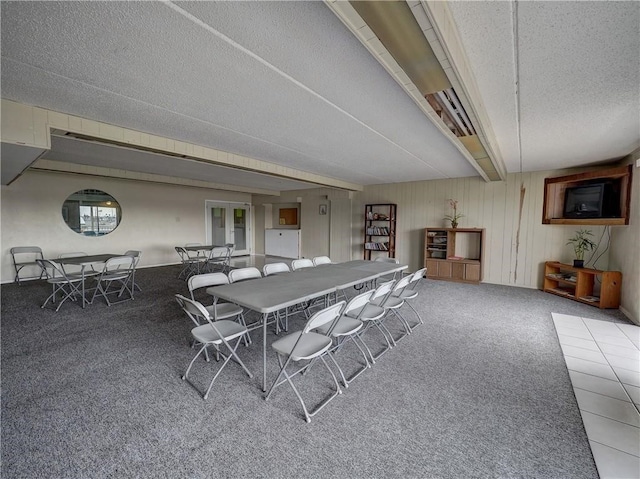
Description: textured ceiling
447,1,640,172
41,134,317,192
1,1,638,191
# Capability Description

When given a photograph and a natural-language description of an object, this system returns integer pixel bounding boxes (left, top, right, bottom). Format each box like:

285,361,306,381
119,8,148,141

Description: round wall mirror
62,189,122,236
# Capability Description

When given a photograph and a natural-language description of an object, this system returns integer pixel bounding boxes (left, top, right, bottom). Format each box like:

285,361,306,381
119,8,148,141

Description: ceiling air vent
343,0,504,181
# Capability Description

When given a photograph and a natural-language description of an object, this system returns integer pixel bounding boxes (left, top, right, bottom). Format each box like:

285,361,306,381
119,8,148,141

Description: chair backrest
393,275,412,293
343,290,375,318
371,279,395,302
225,243,235,255
58,252,88,259
409,268,427,286
374,257,399,264
207,247,228,260
291,258,314,271
103,255,135,273
11,246,44,262
304,301,346,334
188,272,229,299
312,256,332,266
175,246,188,260
124,250,142,266
36,258,68,280
228,267,262,283
263,262,290,276
377,276,411,308
176,293,211,327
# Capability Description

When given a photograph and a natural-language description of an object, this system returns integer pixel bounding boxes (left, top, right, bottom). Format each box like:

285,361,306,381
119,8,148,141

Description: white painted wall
253,187,351,260
1,170,251,283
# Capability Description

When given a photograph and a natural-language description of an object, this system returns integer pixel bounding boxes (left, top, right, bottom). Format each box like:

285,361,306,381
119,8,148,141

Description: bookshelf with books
424,227,484,284
364,204,396,260
543,262,621,309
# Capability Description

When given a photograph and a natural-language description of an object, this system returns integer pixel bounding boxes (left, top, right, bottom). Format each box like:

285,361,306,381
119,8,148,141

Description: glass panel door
210,207,227,247
206,202,251,256
232,206,248,252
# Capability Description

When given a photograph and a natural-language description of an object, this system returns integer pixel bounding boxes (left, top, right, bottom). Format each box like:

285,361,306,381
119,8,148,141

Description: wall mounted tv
563,182,621,219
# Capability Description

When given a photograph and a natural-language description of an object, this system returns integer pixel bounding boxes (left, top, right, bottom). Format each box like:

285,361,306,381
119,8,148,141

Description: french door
205,201,251,256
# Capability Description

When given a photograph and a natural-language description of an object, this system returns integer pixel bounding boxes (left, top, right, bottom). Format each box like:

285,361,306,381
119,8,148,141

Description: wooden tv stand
543,262,622,309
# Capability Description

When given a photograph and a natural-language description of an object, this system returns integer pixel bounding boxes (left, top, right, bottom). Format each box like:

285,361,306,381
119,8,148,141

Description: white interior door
206,201,251,255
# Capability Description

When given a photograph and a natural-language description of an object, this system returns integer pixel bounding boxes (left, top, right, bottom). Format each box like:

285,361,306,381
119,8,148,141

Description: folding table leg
262,312,268,392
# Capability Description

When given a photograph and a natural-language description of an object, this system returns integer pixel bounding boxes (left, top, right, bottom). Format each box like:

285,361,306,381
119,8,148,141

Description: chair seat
315,316,362,337
96,271,131,282
66,270,100,279
272,331,332,361
381,296,404,309
397,290,418,300
47,276,83,285
346,303,385,322
204,303,243,320
191,320,248,345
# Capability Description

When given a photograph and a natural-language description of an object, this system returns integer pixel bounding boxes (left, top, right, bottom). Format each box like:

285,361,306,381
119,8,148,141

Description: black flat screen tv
563,182,620,219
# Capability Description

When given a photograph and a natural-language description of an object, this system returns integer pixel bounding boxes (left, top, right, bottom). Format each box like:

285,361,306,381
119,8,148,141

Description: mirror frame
62,189,122,236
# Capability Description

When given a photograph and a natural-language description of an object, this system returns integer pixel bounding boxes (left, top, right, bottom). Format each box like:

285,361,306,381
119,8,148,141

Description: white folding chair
312,256,332,266
10,246,45,284
36,259,84,311
375,275,414,341
291,258,314,271
314,290,374,387
262,262,296,331
265,301,346,423
90,256,135,306
205,247,229,273
345,279,396,361
228,267,262,283
176,294,253,400
225,243,235,263
262,262,290,276
175,246,201,279
391,267,426,329
124,250,143,292
188,273,250,345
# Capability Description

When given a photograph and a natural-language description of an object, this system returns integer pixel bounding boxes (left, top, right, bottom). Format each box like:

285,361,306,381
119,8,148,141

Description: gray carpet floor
1,265,632,478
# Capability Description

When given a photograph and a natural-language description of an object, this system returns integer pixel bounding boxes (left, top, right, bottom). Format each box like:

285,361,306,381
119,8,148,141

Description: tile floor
552,313,640,479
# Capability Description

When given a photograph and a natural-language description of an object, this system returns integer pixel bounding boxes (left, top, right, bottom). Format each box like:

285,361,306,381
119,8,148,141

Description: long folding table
206,260,407,391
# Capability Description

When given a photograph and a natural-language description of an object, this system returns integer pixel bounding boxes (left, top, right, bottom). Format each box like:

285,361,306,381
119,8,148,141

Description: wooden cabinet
424,228,484,284
364,204,397,260
543,262,621,309
542,165,632,226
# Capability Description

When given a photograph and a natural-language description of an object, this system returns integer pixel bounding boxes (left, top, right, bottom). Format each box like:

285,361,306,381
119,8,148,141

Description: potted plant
566,229,596,268
444,199,464,228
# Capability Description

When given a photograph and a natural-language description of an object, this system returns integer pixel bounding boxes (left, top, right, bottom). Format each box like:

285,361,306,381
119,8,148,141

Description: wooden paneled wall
352,170,610,289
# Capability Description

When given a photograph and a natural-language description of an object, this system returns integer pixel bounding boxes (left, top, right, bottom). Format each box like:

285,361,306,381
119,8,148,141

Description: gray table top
56,254,122,265
183,245,224,251
207,261,406,314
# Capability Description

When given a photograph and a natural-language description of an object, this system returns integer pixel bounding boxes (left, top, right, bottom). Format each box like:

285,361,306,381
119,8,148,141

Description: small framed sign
319,204,327,215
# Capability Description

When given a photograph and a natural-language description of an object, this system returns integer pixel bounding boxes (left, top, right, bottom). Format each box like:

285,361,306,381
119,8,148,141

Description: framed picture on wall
319,204,327,215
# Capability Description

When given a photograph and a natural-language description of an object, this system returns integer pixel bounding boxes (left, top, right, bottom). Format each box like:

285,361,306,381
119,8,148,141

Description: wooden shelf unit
542,165,632,225
424,228,484,284
543,261,621,309
364,203,397,260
